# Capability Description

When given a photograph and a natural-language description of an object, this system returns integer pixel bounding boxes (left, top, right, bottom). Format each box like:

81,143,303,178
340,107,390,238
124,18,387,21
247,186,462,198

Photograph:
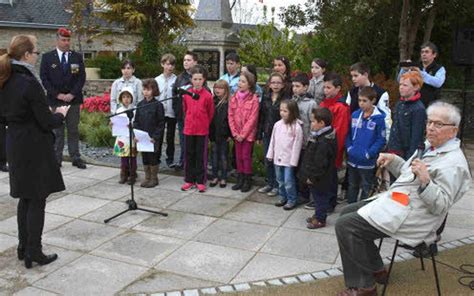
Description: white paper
110,115,129,137
133,129,154,152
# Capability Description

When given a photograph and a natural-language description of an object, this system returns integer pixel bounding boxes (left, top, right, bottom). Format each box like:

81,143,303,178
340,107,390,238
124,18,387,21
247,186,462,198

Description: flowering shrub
81,92,111,113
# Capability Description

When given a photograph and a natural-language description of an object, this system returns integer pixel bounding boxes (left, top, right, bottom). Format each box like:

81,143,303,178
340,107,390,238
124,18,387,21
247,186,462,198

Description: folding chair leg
382,240,399,296
378,238,384,250
420,255,425,271
431,253,441,296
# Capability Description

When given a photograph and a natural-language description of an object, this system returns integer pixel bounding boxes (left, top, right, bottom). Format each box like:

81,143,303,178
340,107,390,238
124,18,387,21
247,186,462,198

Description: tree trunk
423,2,437,43
407,7,422,60
399,0,410,61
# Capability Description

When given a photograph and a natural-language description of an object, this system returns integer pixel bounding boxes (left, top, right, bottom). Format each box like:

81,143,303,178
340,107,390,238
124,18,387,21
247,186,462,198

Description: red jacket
183,87,214,136
228,92,259,142
320,94,351,168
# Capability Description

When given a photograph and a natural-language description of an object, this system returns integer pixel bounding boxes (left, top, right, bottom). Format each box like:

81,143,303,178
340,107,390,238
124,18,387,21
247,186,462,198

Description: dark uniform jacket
40,49,86,106
0,64,65,199
257,91,291,140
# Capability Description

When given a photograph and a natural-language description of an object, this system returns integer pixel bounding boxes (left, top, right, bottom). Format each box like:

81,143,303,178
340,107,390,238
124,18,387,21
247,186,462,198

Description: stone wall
83,79,114,97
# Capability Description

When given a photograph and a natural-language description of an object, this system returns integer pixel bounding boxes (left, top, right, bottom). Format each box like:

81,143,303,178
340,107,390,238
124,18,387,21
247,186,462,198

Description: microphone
415,143,425,160
177,88,200,100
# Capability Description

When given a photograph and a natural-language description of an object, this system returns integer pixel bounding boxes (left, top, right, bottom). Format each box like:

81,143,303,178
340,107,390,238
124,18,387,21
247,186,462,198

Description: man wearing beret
40,28,87,169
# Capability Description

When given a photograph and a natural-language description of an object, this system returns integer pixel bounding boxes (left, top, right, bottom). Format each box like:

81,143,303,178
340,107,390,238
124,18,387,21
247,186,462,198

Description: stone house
0,0,141,65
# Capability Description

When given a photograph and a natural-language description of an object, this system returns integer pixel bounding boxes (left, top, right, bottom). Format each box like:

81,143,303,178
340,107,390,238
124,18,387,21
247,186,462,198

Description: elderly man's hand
377,153,395,167
411,159,430,185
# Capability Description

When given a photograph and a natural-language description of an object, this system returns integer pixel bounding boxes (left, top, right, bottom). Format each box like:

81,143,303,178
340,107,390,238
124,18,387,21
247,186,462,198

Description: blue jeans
274,165,297,205
347,166,375,204
177,120,185,164
310,187,330,222
263,135,277,188
211,139,229,180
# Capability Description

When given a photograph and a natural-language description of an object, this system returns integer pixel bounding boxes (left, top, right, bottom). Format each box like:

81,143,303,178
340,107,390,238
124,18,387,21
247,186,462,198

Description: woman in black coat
0,35,69,268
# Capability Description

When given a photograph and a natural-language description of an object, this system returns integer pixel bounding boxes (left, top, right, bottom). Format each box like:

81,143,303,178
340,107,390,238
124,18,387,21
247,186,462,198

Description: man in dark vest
398,41,446,107
40,28,87,169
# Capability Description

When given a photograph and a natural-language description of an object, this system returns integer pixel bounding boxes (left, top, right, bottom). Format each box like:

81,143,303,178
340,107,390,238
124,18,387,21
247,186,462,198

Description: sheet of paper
110,115,129,137
133,129,154,152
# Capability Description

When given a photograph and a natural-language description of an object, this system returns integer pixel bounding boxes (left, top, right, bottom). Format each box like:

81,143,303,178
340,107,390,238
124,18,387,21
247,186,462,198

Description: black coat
39,49,86,106
209,97,231,142
133,98,165,151
0,64,66,199
257,91,290,140
297,128,337,190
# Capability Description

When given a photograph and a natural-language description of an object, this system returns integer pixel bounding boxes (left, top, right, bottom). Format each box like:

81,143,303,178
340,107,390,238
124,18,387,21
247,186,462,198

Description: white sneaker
258,185,272,193
267,188,279,196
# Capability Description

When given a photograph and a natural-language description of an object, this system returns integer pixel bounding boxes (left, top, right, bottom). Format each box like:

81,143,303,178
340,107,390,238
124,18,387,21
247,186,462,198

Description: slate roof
0,0,70,28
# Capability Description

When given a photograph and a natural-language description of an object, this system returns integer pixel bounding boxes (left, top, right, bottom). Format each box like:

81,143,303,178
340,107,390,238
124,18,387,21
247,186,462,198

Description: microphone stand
104,100,173,223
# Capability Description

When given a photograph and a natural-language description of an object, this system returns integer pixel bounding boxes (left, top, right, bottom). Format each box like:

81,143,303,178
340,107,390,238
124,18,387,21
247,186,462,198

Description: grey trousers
54,104,81,162
335,200,389,288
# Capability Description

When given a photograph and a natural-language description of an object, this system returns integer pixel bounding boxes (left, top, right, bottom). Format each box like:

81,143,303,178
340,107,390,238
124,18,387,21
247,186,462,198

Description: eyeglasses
426,120,456,129
270,81,283,85
31,51,41,56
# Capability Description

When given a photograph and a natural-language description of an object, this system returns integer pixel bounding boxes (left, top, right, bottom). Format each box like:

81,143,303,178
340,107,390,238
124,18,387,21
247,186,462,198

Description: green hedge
79,111,114,147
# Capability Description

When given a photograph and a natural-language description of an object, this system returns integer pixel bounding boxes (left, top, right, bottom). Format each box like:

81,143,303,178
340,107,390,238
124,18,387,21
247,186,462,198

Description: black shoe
72,158,87,169
275,200,287,207
283,203,296,210
24,252,58,269
166,159,175,168
0,164,8,172
231,173,244,191
240,175,252,193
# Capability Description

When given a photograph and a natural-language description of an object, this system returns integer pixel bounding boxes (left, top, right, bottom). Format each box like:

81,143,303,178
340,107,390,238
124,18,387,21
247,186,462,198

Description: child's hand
306,179,313,185
266,158,273,162
134,137,138,143
236,135,244,142
150,138,155,143
109,121,113,127
256,140,262,145
227,137,232,142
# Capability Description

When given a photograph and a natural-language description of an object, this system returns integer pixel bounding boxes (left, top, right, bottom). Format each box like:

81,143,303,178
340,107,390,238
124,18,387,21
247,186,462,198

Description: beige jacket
358,138,471,246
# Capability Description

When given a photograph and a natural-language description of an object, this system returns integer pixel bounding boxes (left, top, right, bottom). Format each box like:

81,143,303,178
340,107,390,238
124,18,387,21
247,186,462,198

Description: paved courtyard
0,163,473,295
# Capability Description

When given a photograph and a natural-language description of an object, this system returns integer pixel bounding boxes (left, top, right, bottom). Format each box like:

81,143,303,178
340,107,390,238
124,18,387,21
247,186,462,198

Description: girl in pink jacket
228,70,259,193
266,100,304,210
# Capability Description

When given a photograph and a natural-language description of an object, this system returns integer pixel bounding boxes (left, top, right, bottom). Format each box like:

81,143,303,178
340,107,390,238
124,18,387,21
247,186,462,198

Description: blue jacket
345,107,386,169
387,96,426,160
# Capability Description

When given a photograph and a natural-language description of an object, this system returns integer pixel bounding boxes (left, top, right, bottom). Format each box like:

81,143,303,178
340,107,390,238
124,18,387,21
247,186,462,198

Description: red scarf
320,93,344,107
400,92,421,102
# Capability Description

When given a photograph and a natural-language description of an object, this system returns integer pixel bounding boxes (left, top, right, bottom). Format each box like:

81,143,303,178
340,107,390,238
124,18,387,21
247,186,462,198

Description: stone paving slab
33,254,147,295
13,287,58,296
91,231,184,267
261,228,339,264
168,194,241,217
223,201,294,226
195,219,277,251
0,162,473,295
133,210,216,240
0,233,16,253
0,244,83,285
43,219,126,252
127,187,190,209
75,181,132,201
121,270,219,294
45,194,110,218
231,253,333,284
80,201,156,228
156,241,255,283
0,213,74,237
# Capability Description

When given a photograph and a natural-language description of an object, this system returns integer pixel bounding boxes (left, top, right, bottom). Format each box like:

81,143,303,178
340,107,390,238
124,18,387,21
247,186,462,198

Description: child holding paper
133,79,165,188
113,87,137,184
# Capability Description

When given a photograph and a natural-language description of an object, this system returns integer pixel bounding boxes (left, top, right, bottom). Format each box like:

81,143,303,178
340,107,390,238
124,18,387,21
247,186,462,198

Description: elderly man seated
335,101,471,296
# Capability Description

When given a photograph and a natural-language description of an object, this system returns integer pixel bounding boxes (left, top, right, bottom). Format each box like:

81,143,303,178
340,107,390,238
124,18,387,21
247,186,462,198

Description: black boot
231,173,243,191
24,249,58,269
241,174,252,193
17,244,25,260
